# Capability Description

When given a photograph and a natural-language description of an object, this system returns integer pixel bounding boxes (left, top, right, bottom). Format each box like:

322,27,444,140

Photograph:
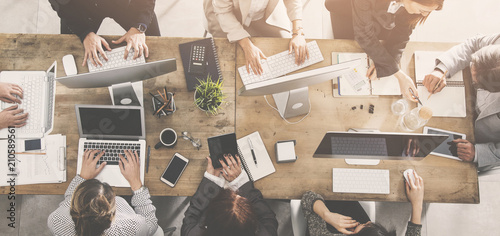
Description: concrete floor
1,0,500,235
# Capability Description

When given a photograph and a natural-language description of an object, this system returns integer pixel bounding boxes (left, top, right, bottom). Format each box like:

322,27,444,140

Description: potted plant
194,75,225,115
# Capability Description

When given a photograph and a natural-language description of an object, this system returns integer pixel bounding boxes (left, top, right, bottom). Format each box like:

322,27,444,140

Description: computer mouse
62,54,77,76
403,169,416,184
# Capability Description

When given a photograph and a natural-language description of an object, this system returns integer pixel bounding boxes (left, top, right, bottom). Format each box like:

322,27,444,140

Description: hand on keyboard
289,34,309,65
80,149,107,180
0,105,28,129
83,32,112,67
239,38,267,75
112,27,149,60
118,149,142,191
0,82,23,104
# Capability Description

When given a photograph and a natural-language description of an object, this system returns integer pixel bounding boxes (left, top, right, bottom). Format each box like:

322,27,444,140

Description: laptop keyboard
84,141,141,165
87,46,146,72
330,136,388,156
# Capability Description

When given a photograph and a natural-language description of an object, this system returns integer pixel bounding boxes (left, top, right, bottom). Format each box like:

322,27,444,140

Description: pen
409,88,423,106
14,152,46,155
247,138,258,167
428,70,448,99
146,145,151,173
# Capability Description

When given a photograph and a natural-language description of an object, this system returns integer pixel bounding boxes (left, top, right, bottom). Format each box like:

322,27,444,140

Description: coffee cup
155,128,177,149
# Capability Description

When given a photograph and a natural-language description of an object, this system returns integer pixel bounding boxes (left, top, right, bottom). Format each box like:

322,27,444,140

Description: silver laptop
75,105,146,187
0,61,57,139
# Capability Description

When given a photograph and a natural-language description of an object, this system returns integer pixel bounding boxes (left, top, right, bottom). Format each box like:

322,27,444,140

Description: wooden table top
0,34,235,196
235,38,478,203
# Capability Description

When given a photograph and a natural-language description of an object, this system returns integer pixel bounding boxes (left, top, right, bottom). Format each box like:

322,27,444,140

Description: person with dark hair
325,0,444,102
181,154,278,236
48,149,162,235
48,0,160,67
301,171,425,236
0,82,28,129
422,33,500,171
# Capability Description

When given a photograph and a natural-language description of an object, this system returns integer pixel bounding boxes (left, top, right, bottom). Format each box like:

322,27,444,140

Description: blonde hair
70,179,116,236
472,45,500,92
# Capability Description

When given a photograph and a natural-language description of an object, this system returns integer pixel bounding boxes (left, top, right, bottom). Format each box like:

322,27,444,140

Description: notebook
207,132,275,182
333,52,401,96
414,51,466,117
179,38,223,91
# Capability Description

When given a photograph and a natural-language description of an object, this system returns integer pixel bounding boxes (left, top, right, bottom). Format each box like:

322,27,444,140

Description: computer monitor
238,59,361,118
56,58,177,106
313,132,448,164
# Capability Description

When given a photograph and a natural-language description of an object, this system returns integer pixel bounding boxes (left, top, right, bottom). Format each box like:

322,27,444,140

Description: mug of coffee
155,128,177,149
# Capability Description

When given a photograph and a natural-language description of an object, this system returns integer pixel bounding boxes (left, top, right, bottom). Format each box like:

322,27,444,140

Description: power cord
263,95,311,125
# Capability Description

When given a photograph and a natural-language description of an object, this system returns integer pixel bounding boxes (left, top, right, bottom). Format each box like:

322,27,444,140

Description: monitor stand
345,128,381,166
272,87,310,119
109,81,143,106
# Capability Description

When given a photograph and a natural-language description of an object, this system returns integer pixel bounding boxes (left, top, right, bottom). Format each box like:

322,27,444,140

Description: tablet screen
426,128,464,157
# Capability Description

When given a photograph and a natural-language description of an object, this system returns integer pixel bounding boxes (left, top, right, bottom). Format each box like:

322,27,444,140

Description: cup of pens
150,87,176,118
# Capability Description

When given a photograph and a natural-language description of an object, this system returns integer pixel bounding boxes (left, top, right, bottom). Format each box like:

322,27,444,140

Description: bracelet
292,32,305,36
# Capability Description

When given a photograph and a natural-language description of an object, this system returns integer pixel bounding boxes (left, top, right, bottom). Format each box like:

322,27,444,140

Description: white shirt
244,0,270,27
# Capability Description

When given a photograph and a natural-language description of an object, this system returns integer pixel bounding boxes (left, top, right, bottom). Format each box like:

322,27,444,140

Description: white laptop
0,61,57,139
75,105,146,187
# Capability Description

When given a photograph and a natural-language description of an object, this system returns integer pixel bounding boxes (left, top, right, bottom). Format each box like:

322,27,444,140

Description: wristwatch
135,23,147,33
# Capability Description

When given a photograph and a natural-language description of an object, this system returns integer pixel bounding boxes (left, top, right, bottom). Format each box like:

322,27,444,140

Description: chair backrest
290,199,307,236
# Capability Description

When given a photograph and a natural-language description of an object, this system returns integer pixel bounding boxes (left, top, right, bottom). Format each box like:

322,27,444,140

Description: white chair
290,200,376,236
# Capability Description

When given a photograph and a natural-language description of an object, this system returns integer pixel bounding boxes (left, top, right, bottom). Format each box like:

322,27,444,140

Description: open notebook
332,52,401,96
414,51,466,117
236,131,275,182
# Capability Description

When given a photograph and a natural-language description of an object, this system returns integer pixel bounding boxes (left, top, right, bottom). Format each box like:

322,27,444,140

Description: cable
264,95,311,125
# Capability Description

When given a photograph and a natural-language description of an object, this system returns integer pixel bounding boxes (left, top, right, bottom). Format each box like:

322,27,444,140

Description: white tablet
423,126,466,161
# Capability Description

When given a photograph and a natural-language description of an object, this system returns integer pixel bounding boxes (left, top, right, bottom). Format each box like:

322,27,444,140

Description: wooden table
235,38,479,203
0,34,235,196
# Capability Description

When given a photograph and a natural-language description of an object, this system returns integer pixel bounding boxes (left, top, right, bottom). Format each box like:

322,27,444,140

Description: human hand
219,154,242,182
394,70,418,102
405,138,420,157
366,64,378,81
0,82,23,104
239,38,267,75
112,27,149,60
205,156,223,177
289,35,309,65
405,170,424,224
0,105,28,129
323,212,359,235
423,69,446,94
82,32,112,67
80,149,106,180
452,139,475,162
119,149,142,191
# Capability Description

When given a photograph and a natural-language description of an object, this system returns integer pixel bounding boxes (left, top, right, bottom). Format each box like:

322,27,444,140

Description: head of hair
70,179,116,236
406,0,444,28
203,189,257,236
471,44,500,92
356,222,397,236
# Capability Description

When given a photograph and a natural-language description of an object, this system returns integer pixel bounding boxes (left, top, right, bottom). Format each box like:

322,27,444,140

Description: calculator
188,45,206,75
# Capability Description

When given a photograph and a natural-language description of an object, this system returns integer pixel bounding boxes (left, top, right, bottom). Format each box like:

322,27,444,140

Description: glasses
181,131,202,150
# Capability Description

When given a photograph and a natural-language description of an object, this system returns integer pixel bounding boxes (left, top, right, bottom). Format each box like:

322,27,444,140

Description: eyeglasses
182,131,202,150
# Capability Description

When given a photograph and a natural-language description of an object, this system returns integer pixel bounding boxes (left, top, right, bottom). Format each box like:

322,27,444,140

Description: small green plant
194,75,225,115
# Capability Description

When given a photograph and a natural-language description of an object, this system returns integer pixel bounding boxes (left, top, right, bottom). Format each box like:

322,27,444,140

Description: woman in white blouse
48,149,162,236
204,0,309,76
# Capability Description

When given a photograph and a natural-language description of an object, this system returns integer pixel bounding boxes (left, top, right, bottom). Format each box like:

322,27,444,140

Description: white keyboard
1,76,46,134
332,168,390,194
87,46,146,72
238,41,324,85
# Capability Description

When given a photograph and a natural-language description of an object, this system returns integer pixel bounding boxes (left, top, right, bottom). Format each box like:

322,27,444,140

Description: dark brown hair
204,189,257,236
472,45,500,92
407,0,444,28
70,179,116,236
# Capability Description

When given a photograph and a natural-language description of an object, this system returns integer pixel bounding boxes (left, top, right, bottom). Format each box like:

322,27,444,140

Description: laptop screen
313,132,448,160
76,105,145,140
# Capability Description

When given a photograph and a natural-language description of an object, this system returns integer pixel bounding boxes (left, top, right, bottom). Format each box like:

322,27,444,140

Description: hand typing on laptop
0,82,28,129
0,82,23,104
79,150,107,180
119,150,143,191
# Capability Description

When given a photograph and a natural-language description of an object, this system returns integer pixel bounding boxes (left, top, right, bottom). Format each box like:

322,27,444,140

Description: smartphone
160,153,189,187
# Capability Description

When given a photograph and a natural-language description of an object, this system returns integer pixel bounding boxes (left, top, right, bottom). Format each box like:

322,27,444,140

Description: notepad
333,52,401,96
236,131,275,182
414,51,466,117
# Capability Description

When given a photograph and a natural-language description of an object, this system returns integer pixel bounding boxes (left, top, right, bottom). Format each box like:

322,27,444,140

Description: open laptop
313,131,448,160
75,105,146,187
0,61,57,139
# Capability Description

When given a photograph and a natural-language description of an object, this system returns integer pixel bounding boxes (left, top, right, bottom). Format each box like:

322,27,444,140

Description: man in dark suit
49,0,160,67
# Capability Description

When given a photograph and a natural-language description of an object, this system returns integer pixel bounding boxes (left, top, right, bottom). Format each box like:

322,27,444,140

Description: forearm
312,199,329,221
131,187,158,234
292,20,304,35
129,0,156,27
65,175,86,199
410,202,423,225
213,0,250,42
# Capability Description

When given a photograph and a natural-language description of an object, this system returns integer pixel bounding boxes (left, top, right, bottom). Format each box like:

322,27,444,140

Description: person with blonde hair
48,149,161,235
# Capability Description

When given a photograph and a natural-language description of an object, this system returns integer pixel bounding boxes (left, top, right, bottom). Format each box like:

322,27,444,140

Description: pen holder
152,92,176,117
